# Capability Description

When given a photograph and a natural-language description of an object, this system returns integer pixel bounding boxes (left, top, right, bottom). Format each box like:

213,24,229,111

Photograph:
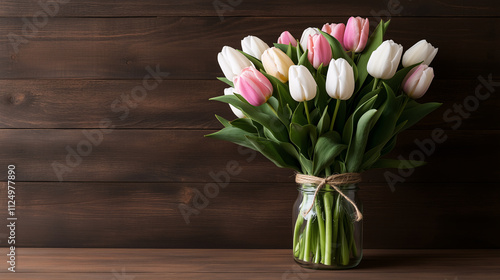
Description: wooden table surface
0,249,498,279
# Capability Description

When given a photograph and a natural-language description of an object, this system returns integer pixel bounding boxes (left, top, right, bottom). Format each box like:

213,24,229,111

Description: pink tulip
307,34,332,69
277,31,297,47
403,65,434,99
343,16,369,53
321,23,345,47
234,66,273,106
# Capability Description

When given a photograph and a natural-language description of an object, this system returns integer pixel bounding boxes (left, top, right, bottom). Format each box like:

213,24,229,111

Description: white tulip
288,65,317,102
325,58,355,100
223,87,246,118
367,40,403,80
402,39,438,67
241,35,270,60
299,27,320,51
217,46,253,81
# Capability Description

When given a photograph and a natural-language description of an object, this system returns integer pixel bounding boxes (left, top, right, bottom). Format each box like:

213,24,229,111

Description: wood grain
0,248,497,280
0,17,497,79
0,182,498,248
0,0,497,17
0,0,498,251
0,130,498,183
0,79,497,130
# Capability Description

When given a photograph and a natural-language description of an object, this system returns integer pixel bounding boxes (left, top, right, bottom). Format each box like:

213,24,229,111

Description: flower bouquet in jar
206,17,440,269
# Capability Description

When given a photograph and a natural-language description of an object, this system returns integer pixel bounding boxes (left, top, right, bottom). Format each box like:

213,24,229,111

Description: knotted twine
295,173,363,222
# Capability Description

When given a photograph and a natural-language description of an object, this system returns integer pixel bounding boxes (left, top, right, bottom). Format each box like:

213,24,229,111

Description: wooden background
0,0,498,249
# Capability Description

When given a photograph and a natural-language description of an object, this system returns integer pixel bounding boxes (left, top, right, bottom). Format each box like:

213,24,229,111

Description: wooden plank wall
0,0,498,249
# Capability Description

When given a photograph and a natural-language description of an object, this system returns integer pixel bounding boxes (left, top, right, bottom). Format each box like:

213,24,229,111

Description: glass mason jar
293,183,362,269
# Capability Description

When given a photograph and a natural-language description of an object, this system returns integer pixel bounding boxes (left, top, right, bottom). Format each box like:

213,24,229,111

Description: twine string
295,173,363,222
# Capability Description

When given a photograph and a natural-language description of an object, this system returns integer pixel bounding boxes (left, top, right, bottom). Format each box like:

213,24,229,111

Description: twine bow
295,173,363,222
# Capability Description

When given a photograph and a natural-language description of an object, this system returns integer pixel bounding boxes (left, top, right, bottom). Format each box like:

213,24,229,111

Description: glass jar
293,183,362,269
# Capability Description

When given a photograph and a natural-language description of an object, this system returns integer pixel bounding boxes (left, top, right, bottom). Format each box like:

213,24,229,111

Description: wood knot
9,93,26,105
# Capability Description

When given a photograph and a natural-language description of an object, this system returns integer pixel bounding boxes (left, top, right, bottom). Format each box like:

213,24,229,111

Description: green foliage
207,20,441,176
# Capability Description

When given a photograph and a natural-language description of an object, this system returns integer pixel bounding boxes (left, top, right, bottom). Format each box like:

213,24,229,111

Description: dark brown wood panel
0,0,498,17
0,17,497,79
0,182,498,249
0,130,498,183
0,79,497,130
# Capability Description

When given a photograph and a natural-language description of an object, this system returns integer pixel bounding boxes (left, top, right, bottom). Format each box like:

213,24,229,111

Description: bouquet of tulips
207,17,440,268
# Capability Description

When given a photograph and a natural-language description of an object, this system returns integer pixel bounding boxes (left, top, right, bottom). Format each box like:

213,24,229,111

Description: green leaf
356,87,381,110
312,131,347,175
314,67,329,112
238,50,264,71
291,102,308,126
355,20,388,92
346,109,379,172
371,158,426,169
290,123,317,157
215,114,231,127
342,94,378,145
210,94,289,142
367,83,398,150
398,101,442,132
230,118,258,134
299,155,313,175
273,43,289,53
217,77,234,87
245,135,301,171
205,126,256,150
316,105,330,136
298,49,315,73
381,135,397,156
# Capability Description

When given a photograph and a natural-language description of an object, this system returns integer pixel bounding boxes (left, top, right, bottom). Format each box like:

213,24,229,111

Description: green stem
293,213,304,258
323,190,332,265
303,217,313,262
303,100,312,125
329,99,341,131
372,78,380,91
332,193,342,264
314,230,321,263
339,219,349,266
351,51,355,61
314,197,325,263
347,215,358,258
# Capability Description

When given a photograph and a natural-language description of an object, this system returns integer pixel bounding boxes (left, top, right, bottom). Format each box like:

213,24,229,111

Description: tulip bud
321,23,345,47
343,17,369,53
299,27,320,51
224,87,246,118
402,39,438,67
277,31,297,47
234,66,273,106
307,34,332,69
261,47,295,83
403,64,434,99
367,40,403,80
241,35,270,60
325,58,355,100
288,65,317,102
217,46,254,82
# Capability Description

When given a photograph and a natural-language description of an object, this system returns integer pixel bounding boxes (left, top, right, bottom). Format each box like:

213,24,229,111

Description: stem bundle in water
293,185,361,269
